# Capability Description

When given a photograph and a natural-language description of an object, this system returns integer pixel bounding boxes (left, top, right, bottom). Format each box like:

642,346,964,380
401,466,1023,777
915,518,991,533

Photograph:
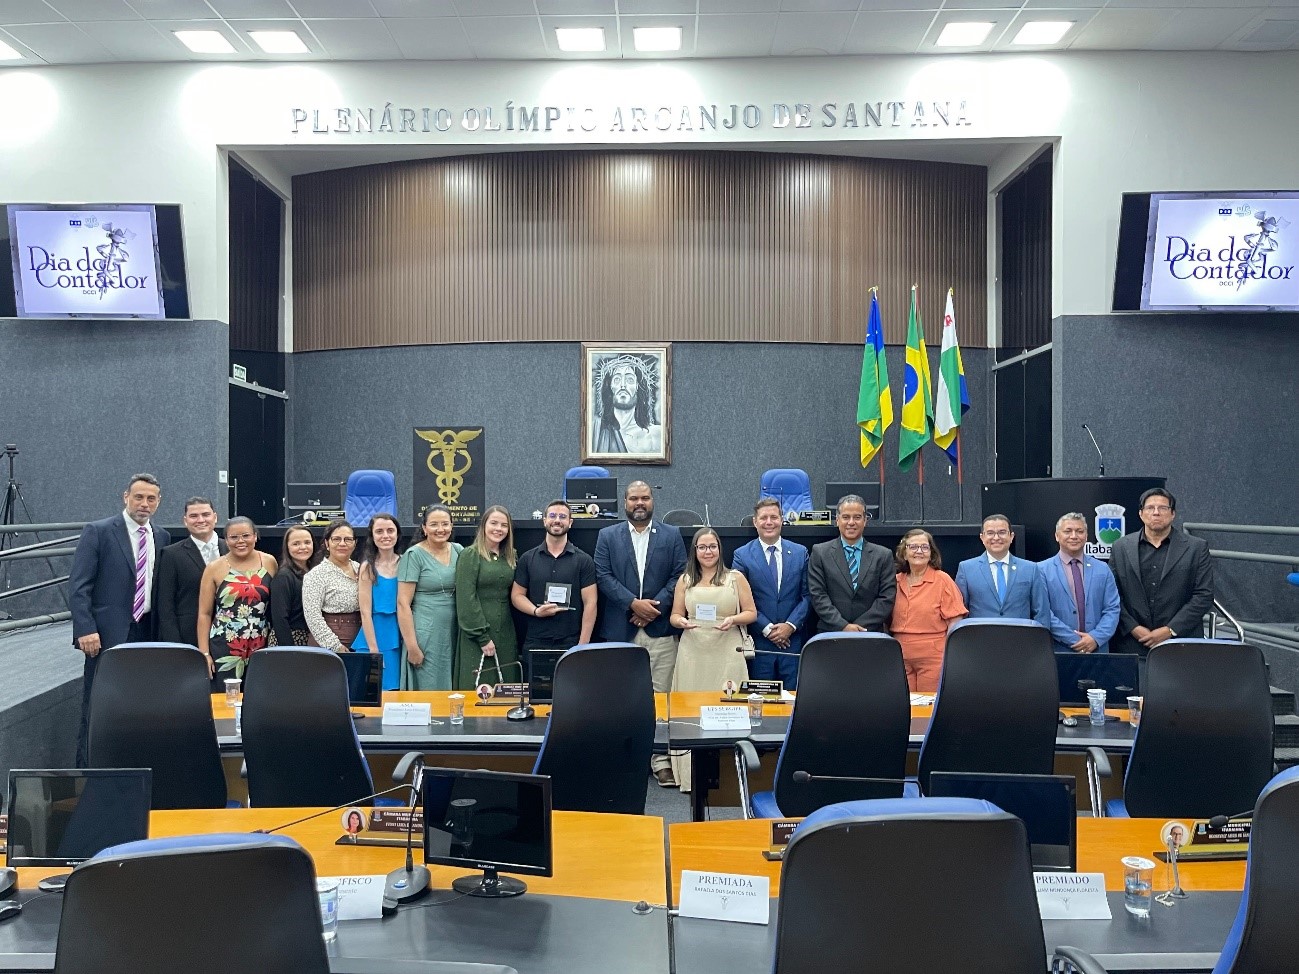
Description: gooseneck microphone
253,783,414,834
1207,810,1253,829
494,659,535,722
736,646,802,658
386,752,432,909
791,770,909,786
1081,424,1106,477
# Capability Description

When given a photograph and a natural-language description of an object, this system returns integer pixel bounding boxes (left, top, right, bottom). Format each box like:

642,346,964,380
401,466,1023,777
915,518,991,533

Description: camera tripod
1,444,44,619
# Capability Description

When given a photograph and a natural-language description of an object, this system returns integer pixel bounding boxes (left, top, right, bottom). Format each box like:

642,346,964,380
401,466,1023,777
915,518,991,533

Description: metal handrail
0,610,71,633
0,535,80,558
0,575,70,601
1208,600,1244,641
0,522,87,534
1239,622,1299,649
1207,550,1299,567
1183,523,1299,536
0,547,77,562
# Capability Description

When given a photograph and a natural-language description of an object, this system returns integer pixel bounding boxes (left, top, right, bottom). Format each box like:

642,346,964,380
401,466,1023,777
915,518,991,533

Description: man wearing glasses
511,499,597,658
954,514,1051,624
1108,488,1214,656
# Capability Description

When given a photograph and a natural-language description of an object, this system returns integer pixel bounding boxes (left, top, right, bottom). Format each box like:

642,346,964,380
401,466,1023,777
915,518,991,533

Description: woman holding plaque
668,526,756,789
453,506,520,690
397,505,462,690
889,528,967,693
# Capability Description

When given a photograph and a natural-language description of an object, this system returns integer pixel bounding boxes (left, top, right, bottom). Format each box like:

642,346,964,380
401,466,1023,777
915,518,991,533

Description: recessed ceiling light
249,30,310,54
174,30,236,54
555,27,605,52
0,38,23,60
1012,21,1074,45
633,26,682,52
935,22,994,47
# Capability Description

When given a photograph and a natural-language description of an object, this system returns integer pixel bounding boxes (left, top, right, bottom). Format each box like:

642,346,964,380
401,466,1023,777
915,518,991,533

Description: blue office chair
242,648,375,807
87,643,230,809
734,633,910,818
1087,639,1274,818
774,798,1106,974
562,465,609,498
533,643,655,814
344,468,398,524
1209,765,1299,974
759,468,813,517
915,619,1059,794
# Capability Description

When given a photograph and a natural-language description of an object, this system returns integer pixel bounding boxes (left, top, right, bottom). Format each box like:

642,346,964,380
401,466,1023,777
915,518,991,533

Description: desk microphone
1081,424,1106,477
736,646,802,658
791,770,908,786
493,659,535,721
253,783,415,834
1207,811,1253,829
386,752,432,909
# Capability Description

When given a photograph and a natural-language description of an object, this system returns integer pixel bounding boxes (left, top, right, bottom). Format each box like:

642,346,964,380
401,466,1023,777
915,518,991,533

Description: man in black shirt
512,500,598,658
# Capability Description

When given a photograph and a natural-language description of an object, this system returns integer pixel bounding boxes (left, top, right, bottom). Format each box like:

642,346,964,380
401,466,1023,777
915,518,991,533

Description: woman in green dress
396,504,462,689
453,505,520,689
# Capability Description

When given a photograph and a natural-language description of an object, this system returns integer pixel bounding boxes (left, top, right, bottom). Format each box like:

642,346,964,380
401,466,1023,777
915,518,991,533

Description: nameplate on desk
381,702,431,725
494,682,527,698
1193,820,1251,845
367,808,424,834
678,870,770,925
699,706,752,732
770,820,800,847
786,510,832,523
319,874,387,920
0,813,6,853
909,693,935,706
741,680,783,700
1034,872,1111,920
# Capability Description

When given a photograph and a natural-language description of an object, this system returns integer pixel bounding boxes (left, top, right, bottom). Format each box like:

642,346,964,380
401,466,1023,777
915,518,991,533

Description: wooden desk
212,691,553,721
667,818,1245,903
16,807,664,905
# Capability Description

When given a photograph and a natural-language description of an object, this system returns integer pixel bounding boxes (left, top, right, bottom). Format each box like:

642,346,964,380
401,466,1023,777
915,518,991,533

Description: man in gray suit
1109,487,1214,656
807,495,895,633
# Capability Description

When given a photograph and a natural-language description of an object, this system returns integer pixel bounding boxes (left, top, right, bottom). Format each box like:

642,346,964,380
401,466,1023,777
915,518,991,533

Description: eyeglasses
695,544,720,552
329,536,356,545
981,530,1010,538
905,544,931,552
545,513,570,521
1142,505,1172,513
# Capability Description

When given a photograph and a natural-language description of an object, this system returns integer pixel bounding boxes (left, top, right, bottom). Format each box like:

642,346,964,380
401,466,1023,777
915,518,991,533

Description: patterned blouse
302,559,360,650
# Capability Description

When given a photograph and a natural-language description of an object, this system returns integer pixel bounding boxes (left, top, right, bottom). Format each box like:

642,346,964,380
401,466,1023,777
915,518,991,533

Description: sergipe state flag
897,286,933,473
856,290,893,467
933,288,969,466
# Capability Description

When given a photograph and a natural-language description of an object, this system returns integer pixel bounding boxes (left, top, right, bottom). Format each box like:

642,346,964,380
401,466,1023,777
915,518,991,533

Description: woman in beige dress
669,526,757,790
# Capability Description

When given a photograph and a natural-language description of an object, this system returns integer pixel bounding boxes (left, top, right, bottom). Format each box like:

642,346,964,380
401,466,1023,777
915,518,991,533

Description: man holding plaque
511,500,597,660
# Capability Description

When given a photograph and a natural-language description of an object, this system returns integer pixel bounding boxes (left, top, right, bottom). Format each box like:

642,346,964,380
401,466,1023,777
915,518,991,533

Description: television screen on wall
1112,191,1299,312
1,203,190,319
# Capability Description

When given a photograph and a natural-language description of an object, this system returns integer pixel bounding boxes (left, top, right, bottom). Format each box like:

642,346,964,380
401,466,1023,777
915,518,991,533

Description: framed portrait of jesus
580,343,672,465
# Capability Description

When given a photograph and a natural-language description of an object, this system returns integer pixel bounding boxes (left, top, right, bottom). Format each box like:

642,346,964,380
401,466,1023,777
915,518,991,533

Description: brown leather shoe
654,768,676,787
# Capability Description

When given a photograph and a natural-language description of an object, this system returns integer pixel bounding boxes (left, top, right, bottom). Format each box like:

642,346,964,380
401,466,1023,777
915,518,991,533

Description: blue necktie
846,545,860,590
766,545,779,587
995,561,1007,607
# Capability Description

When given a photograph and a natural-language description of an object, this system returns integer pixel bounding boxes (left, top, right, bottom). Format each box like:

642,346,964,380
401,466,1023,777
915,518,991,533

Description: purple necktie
1068,558,1086,632
132,525,148,622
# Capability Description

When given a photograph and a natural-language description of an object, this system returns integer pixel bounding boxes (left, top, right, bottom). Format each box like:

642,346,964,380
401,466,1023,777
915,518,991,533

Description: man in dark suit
732,496,811,688
807,494,895,633
1108,487,1214,656
69,473,170,766
593,480,687,786
155,496,225,648
954,515,1051,625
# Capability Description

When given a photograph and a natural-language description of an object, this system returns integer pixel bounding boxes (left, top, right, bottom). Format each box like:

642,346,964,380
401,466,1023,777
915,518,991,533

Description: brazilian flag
897,287,933,473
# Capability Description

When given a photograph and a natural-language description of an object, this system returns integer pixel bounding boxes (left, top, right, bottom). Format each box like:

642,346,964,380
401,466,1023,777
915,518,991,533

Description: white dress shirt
191,534,220,565
628,521,652,598
986,553,1012,597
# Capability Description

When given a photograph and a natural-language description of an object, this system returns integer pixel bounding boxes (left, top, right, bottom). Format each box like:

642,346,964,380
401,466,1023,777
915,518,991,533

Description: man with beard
511,499,598,658
594,356,663,455
594,481,687,786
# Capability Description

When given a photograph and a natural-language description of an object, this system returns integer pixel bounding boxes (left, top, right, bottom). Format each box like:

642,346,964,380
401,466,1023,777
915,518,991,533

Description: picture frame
580,342,672,465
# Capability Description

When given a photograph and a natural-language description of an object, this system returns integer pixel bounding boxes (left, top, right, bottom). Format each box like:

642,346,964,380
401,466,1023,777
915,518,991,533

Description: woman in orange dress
889,529,967,692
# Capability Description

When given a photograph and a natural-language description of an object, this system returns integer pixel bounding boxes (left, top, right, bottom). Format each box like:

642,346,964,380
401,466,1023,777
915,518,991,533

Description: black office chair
533,643,655,814
1208,765,1299,973
773,798,1106,974
1087,639,1274,818
916,619,1059,794
662,509,704,527
86,643,228,809
734,633,910,818
739,514,755,527
53,833,515,974
242,648,375,807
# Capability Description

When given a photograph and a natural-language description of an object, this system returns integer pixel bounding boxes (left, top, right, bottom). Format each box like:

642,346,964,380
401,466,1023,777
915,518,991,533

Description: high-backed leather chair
343,469,397,524
759,468,813,516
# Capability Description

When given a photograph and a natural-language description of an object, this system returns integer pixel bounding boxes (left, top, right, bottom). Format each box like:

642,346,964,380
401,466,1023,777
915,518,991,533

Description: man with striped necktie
69,473,171,766
807,494,896,634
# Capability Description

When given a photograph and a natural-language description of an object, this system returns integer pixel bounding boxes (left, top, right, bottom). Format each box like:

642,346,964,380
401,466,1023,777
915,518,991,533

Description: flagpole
917,450,925,524
956,432,964,524
877,454,886,523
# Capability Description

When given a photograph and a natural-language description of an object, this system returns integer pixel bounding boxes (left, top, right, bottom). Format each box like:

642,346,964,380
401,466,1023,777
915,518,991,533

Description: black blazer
155,537,228,646
806,538,897,633
69,515,171,649
1109,528,1214,653
269,568,308,647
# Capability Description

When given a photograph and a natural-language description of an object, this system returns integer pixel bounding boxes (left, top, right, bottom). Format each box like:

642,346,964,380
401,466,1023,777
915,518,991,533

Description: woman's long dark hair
683,527,728,589
360,513,405,580
279,525,319,576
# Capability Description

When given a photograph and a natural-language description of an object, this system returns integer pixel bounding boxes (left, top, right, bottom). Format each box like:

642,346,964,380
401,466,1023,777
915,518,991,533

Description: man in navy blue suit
69,473,170,766
953,514,1050,626
731,497,811,689
593,480,686,786
1038,512,1121,653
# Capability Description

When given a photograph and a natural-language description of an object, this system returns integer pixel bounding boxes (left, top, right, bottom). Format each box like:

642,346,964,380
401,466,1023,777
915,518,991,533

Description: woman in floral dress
197,516,277,680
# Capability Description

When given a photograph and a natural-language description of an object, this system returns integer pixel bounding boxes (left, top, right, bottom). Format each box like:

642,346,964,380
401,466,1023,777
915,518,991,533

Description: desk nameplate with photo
475,682,528,707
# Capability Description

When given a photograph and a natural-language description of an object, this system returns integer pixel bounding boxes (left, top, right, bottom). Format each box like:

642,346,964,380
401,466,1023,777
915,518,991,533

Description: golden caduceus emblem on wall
416,429,482,505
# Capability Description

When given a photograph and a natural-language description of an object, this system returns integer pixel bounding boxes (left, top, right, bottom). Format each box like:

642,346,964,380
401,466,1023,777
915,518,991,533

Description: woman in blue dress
354,513,403,690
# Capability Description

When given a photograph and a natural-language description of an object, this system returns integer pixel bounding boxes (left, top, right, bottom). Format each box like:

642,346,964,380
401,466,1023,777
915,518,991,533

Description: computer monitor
1055,652,1140,707
564,477,617,505
526,648,564,704
284,481,344,512
927,771,1077,871
339,652,383,709
422,767,553,898
6,768,152,889
824,482,882,519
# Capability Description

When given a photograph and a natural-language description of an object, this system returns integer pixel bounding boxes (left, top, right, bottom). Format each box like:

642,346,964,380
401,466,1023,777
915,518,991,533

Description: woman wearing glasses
889,528,967,692
302,520,362,651
668,526,757,789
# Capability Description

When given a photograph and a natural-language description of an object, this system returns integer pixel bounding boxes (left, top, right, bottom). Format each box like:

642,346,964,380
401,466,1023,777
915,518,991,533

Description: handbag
729,573,756,659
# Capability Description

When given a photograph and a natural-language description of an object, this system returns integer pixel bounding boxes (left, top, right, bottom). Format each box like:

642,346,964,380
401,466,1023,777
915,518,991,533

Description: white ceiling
1,0,1297,64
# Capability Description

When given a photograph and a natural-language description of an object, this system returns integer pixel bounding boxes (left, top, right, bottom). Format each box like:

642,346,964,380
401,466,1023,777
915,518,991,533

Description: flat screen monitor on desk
1055,652,1140,707
927,771,1077,871
824,482,881,519
6,768,152,890
339,652,383,710
422,767,553,899
565,477,617,506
